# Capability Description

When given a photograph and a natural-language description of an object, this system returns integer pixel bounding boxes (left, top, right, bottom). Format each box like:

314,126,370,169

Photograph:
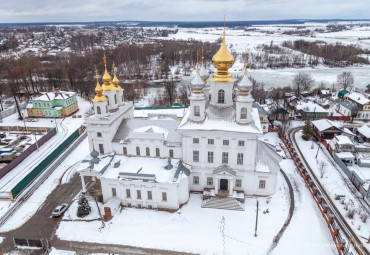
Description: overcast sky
0,0,369,23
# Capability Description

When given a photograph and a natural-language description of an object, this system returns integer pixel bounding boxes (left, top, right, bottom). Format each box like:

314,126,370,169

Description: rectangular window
237,153,244,165
147,191,152,200
193,138,199,144
112,188,116,197
126,189,131,198
136,147,140,156
156,148,160,157
193,150,199,162
123,147,127,155
222,152,228,164
169,150,174,158
207,151,214,163
236,179,242,188
127,203,131,207
208,139,214,145
138,204,142,208
193,176,199,185
223,140,229,146
162,192,167,202
259,180,266,189
98,144,104,154
137,190,142,199
207,177,213,186
148,205,153,209
238,140,245,146
97,132,102,137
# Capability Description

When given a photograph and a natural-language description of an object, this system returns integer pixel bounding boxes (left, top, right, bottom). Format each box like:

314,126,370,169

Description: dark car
354,135,364,144
52,203,69,217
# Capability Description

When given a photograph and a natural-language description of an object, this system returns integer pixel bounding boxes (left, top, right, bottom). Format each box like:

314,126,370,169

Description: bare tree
319,160,327,178
337,71,354,90
163,77,177,106
293,72,314,95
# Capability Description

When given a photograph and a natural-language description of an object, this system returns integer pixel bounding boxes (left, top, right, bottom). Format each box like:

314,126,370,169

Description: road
0,173,194,255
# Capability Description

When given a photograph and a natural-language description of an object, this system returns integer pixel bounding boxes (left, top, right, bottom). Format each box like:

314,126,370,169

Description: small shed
357,125,370,142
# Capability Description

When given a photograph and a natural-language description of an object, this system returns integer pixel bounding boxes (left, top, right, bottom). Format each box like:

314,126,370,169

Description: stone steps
202,197,244,211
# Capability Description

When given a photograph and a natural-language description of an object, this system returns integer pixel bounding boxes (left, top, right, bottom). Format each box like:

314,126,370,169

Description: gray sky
0,0,369,23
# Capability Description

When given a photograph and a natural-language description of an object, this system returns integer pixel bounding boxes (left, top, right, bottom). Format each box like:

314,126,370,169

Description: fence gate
13,238,44,248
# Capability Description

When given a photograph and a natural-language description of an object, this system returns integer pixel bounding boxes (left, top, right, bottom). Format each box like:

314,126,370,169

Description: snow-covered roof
334,135,353,145
113,118,181,143
312,119,341,132
358,125,370,138
33,91,76,102
338,100,357,111
134,107,188,119
348,92,369,105
336,152,355,159
321,90,331,95
296,102,328,113
178,106,262,134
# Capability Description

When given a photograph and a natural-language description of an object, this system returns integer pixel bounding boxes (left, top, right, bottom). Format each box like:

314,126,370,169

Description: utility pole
315,142,320,159
255,199,259,237
94,196,105,228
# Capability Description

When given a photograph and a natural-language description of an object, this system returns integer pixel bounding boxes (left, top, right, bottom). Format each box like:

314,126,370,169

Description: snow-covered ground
0,137,88,232
295,130,370,251
62,195,101,221
275,159,337,255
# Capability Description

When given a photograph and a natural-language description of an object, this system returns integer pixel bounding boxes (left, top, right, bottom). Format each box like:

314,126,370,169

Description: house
78,35,280,211
338,89,349,100
320,89,331,98
347,92,370,120
312,119,343,141
337,100,358,117
328,135,355,155
268,105,289,121
357,125,370,142
27,90,79,118
296,102,328,120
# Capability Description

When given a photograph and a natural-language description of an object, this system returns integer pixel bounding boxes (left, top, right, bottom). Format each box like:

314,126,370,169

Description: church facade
78,30,279,211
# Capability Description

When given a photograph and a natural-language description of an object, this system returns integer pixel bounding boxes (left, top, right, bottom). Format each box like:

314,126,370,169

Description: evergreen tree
77,195,91,218
302,119,313,141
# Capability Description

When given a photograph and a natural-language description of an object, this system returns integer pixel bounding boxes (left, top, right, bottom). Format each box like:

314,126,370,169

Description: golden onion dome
93,69,107,102
212,25,234,83
102,54,115,91
113,74,123,92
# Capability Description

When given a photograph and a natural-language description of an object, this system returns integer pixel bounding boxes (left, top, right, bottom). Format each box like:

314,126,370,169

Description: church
78,27,279,211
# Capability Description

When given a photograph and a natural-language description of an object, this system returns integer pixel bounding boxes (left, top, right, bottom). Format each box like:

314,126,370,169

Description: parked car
52,203,69,217
0,133,6,138
354,135,364,144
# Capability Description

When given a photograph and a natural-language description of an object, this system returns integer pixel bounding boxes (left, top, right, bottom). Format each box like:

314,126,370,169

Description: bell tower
112,62,124,106
235,56,254,124
101,55,118,112
93,68,108,118
189,51,206,122
209,17,235,108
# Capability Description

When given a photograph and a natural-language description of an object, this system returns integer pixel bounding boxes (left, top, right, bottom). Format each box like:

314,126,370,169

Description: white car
52,203,69,217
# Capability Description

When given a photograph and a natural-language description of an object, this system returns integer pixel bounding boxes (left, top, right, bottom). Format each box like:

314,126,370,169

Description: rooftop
33,91,76,102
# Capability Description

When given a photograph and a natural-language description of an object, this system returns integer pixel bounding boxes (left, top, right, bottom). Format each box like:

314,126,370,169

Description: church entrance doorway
220,179,228,191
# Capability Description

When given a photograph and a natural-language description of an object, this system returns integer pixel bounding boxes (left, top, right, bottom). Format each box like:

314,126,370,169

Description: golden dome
102,54,115,91
112,62,123,92
93,68,107,102
212,23,234,83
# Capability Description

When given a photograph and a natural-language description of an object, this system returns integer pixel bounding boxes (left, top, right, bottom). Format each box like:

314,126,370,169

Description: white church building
78,30,279,211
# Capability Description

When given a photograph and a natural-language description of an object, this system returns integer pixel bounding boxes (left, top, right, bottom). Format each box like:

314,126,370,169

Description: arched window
194,105,200,117
97,106,101,114
136,147,140,156
106,105,108,113
114,94,117,104
105,96,109,105
241,107,247,119
218,89,225,103
156,148,160,157
146,147,150,156
122,94,124,102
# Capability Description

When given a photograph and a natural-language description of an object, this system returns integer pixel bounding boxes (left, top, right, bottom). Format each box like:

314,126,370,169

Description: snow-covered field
295,130,370,251
157,21,370,89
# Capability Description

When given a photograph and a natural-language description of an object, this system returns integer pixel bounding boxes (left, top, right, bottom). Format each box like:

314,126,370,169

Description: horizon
1,0,369,23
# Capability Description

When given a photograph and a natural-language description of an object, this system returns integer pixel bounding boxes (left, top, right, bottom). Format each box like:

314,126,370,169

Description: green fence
10,128,82,199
